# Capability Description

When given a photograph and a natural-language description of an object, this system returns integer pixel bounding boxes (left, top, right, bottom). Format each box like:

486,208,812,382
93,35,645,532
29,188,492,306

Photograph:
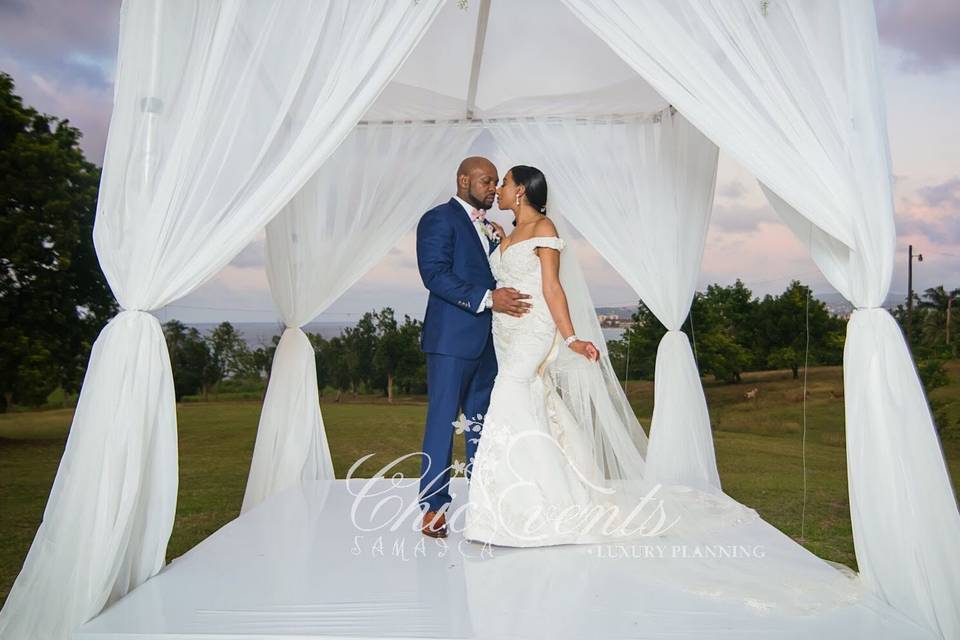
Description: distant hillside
812,291,905,317
595,306,636,319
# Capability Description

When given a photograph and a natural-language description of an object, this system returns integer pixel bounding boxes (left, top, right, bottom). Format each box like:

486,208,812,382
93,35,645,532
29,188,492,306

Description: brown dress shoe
421,510,448,538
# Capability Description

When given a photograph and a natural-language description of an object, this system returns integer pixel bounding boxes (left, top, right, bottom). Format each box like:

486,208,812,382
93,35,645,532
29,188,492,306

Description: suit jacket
416,197,498,359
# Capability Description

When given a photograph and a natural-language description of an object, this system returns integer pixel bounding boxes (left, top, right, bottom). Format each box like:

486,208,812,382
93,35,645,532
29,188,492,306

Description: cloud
717,180,747,199
876,0,960,72
897,177,960,245
917,177,960,208
0,1,120,66
0,0,120,162
700,220,829,296
0,56,114,163
710,202,779,234
230,234,266,269
886,176,960,300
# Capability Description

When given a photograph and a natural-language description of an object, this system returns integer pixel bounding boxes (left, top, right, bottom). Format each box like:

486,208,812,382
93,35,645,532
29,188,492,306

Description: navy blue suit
415,197,499,513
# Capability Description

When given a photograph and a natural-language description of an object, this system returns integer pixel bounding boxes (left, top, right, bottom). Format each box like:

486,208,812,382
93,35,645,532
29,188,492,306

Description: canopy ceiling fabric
0,2,956,640
363,0,669,121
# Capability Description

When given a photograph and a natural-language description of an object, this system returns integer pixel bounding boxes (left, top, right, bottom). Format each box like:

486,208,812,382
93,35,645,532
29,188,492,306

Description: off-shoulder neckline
497,235,563,258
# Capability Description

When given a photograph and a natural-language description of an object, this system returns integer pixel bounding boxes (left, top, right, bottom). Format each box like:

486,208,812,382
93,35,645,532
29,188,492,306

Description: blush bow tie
470,208,487,222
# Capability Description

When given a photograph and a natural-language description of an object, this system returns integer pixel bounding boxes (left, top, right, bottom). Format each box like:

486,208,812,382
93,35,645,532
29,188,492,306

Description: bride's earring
515,193,520,208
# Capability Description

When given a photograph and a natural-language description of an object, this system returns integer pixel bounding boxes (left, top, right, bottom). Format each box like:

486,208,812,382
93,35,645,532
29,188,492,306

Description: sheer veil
540,212,651,484
534,213,865,614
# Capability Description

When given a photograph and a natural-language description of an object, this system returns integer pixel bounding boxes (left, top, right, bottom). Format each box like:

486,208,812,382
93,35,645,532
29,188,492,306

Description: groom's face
461,161,499,210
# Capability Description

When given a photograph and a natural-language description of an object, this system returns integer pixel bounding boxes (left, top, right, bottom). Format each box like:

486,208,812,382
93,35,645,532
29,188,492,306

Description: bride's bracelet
563,334,579,348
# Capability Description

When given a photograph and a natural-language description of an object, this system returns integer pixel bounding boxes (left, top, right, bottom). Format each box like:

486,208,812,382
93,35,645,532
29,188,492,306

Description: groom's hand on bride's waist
492,287,532,317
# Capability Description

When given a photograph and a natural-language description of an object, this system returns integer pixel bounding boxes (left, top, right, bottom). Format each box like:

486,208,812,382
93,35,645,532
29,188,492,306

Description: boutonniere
479,219,500,243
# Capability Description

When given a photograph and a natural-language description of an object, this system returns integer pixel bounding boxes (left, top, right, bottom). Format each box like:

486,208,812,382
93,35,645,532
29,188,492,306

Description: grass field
2,362,959,607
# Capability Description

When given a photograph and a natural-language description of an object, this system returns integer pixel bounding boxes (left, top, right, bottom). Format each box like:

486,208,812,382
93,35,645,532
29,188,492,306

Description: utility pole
948,293,956,346
907,244,923,345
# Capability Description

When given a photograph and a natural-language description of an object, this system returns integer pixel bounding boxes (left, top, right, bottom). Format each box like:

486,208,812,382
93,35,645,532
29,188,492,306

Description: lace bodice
489,235,566,290
487,235,567,380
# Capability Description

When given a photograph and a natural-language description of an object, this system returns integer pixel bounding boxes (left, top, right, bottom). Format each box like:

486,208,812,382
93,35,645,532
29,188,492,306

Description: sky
1,0,958,324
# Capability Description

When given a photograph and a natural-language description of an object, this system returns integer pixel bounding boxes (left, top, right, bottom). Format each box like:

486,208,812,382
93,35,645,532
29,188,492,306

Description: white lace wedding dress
464,235,760,547
462,234,866,614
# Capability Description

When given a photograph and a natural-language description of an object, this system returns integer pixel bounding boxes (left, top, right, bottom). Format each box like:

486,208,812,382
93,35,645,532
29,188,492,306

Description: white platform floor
75,478,936,640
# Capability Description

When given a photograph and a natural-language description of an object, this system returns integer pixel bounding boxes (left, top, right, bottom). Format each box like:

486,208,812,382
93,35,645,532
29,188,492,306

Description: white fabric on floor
243,122,481,513
489,110,721,492
0,2,445,638
75,479,937,640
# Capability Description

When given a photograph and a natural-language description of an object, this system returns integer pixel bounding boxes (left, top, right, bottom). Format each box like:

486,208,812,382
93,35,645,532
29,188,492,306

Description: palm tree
918,286,960,346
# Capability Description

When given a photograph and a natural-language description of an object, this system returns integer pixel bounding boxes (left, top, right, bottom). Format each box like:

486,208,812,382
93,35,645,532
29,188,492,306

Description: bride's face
496,171,522,211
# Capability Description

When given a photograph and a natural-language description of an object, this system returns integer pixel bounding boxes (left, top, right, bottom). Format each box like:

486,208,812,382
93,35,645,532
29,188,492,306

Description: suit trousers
419,331,497,513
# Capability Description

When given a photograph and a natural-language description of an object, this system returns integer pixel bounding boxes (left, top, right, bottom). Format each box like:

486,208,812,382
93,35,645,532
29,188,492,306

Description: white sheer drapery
242,122,481,513
490,110,721,492
562,0,959,637
539,214,650,481
4,1,954,638
0,2,444,639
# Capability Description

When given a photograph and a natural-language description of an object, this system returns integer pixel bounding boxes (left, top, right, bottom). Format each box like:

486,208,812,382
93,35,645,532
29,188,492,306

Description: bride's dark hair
509,165,548,226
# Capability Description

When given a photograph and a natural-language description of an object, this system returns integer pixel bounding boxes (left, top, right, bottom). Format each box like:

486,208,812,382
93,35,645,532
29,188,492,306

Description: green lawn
2,363,958,607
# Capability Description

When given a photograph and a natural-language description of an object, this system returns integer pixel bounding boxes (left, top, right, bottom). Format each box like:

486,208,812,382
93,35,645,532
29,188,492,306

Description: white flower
468,412,485,432
452,412,469,435
452,458,467,476
479,221,499,242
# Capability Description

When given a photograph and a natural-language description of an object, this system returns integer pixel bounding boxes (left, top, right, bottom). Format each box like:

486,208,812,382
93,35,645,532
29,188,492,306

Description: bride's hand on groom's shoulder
570,340,600,362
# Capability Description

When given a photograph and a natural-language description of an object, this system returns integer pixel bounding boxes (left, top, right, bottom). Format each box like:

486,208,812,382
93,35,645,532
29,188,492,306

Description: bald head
456,156,499,210
457,156,496,179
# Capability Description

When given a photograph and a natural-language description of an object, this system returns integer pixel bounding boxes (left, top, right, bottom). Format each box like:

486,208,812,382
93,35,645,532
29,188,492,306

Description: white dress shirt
452,195,494,313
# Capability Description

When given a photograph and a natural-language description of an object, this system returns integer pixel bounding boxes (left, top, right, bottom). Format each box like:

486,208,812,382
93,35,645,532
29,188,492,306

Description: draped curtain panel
562,0,959,637
489,110,721,492
0,2,445,639
242,122,482,514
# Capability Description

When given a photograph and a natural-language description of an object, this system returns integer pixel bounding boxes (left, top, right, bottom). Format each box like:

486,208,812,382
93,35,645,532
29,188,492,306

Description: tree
371,309,425,401
250,340,277,382
609,279,847,385
342,312,378,395
373,308,403,402
162,320,212,401
753,281,843,379
306,332,329,398
918,285,960,356
683,281,760,381
324,336,354,402
695,327,751,383
206,322,254,392
0,72,118,411
608,300,663,381
394,315,427,395
692,280,760,371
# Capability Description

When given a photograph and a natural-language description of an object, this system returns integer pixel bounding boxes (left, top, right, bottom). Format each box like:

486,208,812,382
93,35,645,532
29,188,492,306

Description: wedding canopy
1,2,958,639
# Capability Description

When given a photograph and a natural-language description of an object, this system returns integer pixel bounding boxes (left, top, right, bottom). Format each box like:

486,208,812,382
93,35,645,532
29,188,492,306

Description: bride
463,164,761,547
459,164,867,614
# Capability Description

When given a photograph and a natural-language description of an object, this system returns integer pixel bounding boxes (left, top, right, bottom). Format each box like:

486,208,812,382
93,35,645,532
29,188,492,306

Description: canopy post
465,0,491,119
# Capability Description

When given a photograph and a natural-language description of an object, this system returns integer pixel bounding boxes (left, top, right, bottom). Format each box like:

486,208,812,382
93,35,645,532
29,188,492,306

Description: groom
415,156,531,538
